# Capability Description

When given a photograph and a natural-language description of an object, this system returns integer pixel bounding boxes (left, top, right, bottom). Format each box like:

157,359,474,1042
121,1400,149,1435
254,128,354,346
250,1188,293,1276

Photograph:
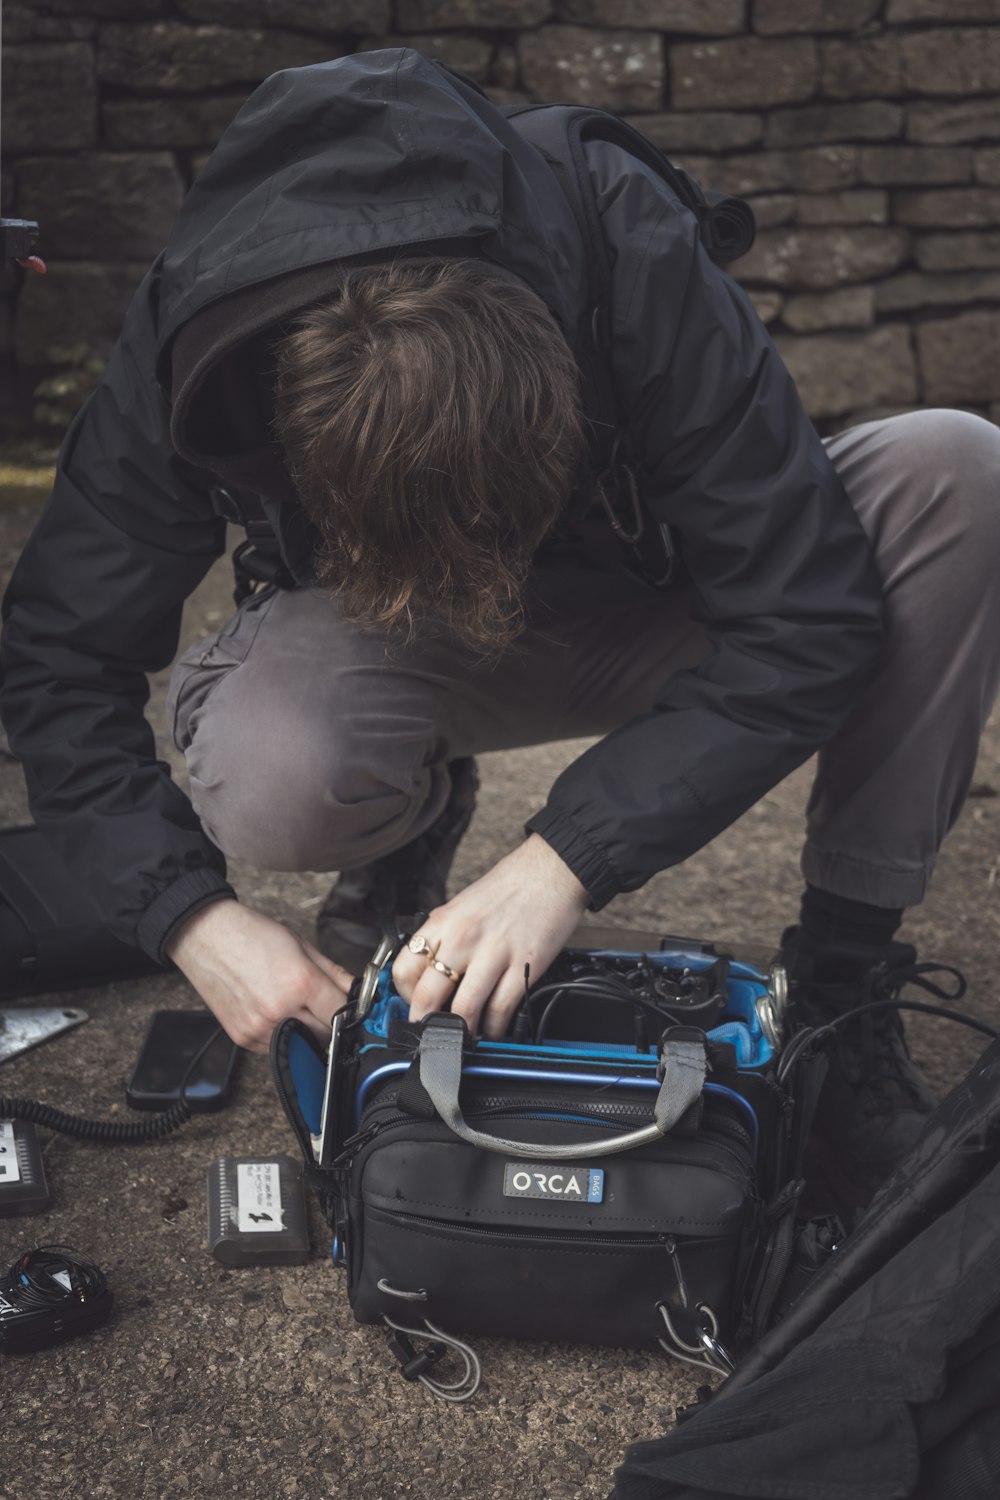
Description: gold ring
430,957,462,982
407,933,439,958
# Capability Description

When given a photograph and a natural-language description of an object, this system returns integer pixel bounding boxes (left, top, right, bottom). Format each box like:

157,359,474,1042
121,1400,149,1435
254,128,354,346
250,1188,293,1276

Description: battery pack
207,1155,309,1266
0,1121,51,1217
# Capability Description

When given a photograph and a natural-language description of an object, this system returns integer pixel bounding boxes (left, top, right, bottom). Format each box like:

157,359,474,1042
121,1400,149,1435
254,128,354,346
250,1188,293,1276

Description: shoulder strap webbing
502,102,756,468
209,484,296,605
502,104,755,588
503,102,755,271
501,104,618,470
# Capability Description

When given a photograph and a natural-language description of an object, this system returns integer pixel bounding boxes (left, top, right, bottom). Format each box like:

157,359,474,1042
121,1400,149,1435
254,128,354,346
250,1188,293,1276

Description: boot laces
832,960,966,1114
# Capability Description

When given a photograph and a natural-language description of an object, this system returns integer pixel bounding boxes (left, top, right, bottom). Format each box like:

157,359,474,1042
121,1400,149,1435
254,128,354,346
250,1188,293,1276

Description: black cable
511,964,533,1043
0,1094,191,1143
534,981,640,1045
777,998,998,1085
775,1024,830,1085
528,976,635,1006
0,1021,226,1143
828,998,996,1039
4,1244,107,1309
531,975,714,1045
510,955,660,1042
523,952,728,1045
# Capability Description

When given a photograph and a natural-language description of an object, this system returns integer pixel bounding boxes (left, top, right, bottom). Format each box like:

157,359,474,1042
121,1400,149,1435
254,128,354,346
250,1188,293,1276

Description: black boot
781,928,942,1217
316,757,479,974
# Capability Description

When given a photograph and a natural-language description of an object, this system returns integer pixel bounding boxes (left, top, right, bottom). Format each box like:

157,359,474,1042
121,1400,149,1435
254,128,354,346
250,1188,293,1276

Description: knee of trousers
183,711,433,873
872,408,1000,569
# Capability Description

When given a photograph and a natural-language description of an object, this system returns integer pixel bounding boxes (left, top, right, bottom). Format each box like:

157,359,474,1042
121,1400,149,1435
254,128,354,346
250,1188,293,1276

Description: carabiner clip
356,932,403,1017
657,1300,734,1377
597,451,644,546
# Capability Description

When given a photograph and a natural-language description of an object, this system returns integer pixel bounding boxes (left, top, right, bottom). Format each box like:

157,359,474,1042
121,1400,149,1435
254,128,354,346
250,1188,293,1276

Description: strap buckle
231,537,294,606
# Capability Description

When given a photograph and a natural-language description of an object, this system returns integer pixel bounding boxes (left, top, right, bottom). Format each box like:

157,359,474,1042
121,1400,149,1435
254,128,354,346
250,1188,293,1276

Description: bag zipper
373,1210,682,1251
344,1099,753,1181
366,1087,752,1149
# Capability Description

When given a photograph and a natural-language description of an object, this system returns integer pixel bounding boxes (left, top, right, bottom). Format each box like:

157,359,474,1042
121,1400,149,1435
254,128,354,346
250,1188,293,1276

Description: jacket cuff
135,868,237,963
525,807,622,911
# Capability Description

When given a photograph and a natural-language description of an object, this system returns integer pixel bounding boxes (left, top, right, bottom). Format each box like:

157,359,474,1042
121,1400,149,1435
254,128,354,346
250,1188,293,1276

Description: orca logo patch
503,1163,604,1203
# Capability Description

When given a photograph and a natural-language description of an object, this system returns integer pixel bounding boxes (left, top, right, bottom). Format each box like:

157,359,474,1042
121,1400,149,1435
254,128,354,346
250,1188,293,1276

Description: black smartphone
126,1010,241,1113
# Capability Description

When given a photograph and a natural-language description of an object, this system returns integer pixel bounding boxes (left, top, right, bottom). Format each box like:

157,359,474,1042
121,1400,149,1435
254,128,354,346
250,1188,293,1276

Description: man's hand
165,900,354,1053
391,834,589,1040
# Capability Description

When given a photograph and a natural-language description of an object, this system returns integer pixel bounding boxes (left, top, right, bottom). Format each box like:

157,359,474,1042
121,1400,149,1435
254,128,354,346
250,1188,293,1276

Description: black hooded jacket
0,51,883,963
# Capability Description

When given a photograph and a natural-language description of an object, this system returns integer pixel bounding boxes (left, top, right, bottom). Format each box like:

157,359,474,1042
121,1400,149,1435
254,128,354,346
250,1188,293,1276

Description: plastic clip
386,1327,447,1382
382,1314,482,1404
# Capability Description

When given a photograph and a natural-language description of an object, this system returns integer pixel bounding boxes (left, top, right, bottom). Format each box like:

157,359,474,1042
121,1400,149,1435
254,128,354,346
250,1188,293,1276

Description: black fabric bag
272,938,806,1385
610,1037,1000,1500
0,825,161,998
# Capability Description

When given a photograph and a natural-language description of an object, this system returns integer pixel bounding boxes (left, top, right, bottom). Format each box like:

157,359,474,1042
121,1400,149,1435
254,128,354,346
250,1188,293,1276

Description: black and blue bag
271,936,807,1398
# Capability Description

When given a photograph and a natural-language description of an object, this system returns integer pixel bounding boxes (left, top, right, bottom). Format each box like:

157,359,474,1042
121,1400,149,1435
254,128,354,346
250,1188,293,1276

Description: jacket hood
156,49,583,365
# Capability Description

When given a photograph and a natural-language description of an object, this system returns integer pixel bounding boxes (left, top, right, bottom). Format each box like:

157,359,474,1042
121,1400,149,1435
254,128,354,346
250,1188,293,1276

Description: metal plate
0,1006,89,1063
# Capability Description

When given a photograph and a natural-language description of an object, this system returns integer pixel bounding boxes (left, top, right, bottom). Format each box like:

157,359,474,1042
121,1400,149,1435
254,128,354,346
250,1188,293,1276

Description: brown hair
273,257,584,653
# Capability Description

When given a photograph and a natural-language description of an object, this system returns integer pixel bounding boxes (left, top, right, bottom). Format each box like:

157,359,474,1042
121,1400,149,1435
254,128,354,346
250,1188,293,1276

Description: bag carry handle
417,1015,706,1160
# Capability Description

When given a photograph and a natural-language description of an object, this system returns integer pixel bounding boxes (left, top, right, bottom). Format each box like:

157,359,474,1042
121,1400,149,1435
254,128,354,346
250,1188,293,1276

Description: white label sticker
0,1122,20,1185
236,1162,284,1234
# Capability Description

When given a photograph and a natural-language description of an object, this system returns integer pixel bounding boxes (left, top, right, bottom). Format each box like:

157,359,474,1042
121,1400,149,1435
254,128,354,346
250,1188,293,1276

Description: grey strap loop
417,1019,706,1160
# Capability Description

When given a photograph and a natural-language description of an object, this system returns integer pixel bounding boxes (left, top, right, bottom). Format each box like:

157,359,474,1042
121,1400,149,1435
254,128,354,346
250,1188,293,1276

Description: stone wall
3,0,1000,434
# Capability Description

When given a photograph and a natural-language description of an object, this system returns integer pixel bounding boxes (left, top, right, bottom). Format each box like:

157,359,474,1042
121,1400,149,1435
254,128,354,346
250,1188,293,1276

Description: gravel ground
1,488,997,1500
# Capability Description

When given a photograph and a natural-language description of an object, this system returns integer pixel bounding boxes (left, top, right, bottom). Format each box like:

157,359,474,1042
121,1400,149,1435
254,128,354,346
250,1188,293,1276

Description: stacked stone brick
2,0,1000,432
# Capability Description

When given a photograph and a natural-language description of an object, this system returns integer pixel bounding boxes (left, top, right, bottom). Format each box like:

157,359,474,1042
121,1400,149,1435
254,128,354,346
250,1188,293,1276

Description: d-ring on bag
271,936,808,1399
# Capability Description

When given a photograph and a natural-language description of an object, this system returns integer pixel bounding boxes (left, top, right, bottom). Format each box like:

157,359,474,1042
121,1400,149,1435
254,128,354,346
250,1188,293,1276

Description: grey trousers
168,409,1000,911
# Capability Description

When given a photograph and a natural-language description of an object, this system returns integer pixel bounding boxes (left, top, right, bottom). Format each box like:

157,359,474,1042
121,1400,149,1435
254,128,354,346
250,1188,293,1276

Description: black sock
798,885,903,952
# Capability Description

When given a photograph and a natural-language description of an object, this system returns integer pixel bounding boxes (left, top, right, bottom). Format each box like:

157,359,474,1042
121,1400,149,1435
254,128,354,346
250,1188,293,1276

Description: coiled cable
0,1093,191,1143
3,1244,108,1308
0,1021,225,1143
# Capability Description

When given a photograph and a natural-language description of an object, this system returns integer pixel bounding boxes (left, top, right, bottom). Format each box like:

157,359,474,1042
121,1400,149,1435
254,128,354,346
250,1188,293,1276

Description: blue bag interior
362,946,776,1071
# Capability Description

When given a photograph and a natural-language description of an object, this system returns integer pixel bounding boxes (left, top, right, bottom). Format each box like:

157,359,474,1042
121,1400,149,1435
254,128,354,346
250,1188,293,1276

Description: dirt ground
1,481,997,1500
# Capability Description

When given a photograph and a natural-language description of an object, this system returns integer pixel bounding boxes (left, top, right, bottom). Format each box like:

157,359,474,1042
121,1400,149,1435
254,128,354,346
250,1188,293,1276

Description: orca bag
271,940,807,1365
